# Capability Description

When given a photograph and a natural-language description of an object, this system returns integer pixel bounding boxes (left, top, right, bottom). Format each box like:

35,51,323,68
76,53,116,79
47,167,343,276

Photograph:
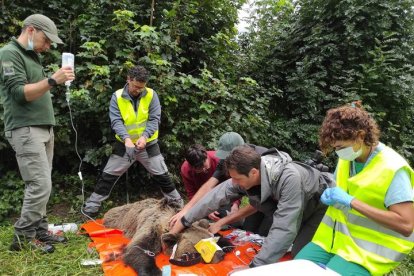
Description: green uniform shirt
0,38,55,131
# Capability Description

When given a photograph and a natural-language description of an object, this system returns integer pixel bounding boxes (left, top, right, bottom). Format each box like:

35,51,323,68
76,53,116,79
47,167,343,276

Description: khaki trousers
6,126,54,238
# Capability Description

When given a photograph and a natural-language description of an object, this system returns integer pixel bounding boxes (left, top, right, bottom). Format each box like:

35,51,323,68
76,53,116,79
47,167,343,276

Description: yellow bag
194,237,225,263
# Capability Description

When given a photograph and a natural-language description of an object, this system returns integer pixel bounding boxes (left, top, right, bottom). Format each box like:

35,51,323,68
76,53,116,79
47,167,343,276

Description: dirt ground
50,202,73,218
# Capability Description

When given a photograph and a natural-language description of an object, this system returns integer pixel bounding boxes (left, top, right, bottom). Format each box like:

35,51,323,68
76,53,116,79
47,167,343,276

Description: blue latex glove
321,187,354,210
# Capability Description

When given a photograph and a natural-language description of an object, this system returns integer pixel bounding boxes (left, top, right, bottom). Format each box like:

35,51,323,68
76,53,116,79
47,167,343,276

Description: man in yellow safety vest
82,65,183,218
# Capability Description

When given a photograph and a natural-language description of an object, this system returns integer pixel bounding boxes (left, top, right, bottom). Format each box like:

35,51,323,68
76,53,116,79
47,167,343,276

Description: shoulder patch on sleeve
2,61,15,76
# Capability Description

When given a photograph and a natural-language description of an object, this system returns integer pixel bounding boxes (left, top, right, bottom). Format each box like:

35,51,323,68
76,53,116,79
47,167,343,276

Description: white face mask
335,146,362,161
27,30,35,50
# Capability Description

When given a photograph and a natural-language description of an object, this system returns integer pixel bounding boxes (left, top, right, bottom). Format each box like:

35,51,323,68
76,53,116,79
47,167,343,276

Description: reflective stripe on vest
312,146,414,275
114,88,158,143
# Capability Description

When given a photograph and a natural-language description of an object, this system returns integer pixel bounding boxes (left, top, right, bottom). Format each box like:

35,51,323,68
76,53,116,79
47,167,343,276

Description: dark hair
185,144,207,168
127,65,149,82
319,103,380,154
225,145,261,177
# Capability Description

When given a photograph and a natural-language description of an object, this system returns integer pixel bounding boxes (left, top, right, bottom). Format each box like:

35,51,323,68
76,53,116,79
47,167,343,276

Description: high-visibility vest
114,88,158,143
312,146,414,275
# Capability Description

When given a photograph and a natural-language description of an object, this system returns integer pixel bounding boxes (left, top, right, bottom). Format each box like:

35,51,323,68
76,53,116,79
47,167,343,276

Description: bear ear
161,233,181,255
197,219,210,229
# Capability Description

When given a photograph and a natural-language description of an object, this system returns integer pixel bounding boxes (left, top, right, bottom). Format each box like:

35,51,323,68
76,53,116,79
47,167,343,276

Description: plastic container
48,223,78,234
61,52,75,86
81,259,103,266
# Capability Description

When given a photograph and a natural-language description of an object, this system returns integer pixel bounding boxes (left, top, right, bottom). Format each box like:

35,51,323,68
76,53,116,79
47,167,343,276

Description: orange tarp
81,220,292,276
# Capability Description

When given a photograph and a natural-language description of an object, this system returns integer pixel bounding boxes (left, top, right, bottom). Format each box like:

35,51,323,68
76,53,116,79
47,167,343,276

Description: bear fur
103,198,212,276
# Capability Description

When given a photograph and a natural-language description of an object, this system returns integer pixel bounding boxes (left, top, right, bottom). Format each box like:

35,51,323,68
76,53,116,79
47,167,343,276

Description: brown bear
103,198,212,276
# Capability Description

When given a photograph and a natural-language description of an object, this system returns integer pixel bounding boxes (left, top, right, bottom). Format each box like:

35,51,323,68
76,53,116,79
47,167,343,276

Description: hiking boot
162,189,184,209
36,232,68,244
173,198,184,209
81,208,99,219
9,235,55,254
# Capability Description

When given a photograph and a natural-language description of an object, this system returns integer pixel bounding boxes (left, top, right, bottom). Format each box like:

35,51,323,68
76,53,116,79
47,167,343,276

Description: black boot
10,235,55,254
36,232,68,244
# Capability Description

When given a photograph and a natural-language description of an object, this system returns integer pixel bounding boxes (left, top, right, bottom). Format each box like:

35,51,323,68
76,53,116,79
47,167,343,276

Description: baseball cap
23,14,63,44
215,132,245,159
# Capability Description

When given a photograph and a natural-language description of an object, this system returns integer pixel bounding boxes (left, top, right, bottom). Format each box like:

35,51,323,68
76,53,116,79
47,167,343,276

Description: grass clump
0,224,103,276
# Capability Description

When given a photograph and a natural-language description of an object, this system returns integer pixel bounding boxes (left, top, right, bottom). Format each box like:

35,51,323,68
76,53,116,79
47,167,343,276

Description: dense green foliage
0,172,24,222
240,0,414,161
0,1,413,271
0,0,257,171
0,0,256,197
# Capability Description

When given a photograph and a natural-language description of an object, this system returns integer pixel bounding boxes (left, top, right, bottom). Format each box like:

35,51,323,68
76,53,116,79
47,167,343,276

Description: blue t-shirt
337,143,413,207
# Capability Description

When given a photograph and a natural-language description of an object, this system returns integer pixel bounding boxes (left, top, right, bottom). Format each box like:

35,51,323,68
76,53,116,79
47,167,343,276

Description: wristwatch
47,77,57,87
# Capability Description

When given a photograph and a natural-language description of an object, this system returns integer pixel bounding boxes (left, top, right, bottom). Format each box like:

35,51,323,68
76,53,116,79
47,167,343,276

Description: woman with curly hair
295,103,414,275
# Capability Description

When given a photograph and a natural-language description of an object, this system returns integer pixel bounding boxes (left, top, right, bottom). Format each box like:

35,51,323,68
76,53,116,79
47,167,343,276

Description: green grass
388,252,414,276
0,224,103,276
0,199,413,276
1,223,413,276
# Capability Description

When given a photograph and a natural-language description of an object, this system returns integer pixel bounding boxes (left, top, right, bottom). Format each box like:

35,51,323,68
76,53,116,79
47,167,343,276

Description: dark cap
23,14,63,44
215,132,245,159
